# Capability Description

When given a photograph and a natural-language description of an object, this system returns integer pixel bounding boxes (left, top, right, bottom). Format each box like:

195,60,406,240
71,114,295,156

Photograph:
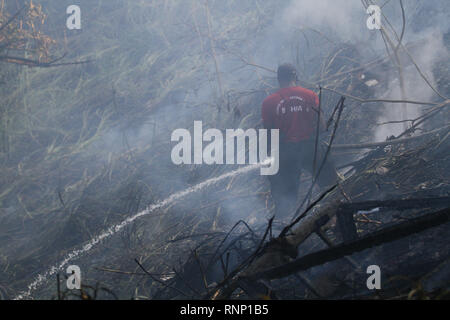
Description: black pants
268,138,337,218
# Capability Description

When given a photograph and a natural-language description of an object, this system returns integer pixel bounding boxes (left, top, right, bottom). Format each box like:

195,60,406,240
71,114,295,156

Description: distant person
261,63,337,218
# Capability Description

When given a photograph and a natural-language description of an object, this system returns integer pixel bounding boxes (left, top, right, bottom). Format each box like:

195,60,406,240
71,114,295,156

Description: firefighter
261,63,338,218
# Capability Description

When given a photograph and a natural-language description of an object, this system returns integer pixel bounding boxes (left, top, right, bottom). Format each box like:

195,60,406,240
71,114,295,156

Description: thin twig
312,87,322,180
290,97,345,221
134,258,189,298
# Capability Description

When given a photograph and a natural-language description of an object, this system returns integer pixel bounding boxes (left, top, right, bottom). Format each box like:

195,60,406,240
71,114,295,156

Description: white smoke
281,0,366,41
374,28,449,140
279,0,449,141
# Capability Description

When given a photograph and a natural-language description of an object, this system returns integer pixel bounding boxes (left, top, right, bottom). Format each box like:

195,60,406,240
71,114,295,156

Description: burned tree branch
210,196,450,299
0,54,93,68
287,97,345,225
320,87,439,106
332,123,450,150
339,197,450,212
396,101,450,139
250,207,450,281
134,258,189,298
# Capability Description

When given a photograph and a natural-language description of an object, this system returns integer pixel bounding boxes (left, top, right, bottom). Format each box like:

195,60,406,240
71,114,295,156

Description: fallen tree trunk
339,197,450,212
211,201,450,299
249,207,450,281
243,200,341,276
210,200,341,299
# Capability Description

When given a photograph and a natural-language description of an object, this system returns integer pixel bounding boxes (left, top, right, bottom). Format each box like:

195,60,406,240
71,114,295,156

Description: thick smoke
374,31,448,140
272,0,449,141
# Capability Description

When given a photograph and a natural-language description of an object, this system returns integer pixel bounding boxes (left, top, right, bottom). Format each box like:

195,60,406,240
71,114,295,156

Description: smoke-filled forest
0,0,449,302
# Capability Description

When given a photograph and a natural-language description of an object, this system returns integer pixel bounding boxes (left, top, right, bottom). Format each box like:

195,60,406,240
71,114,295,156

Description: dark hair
277,63,298,85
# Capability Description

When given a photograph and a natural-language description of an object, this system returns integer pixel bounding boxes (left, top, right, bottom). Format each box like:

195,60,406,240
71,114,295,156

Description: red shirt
262,86,319,143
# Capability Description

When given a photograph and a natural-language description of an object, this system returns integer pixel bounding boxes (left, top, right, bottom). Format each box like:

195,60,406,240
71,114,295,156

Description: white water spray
14,159,272,300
